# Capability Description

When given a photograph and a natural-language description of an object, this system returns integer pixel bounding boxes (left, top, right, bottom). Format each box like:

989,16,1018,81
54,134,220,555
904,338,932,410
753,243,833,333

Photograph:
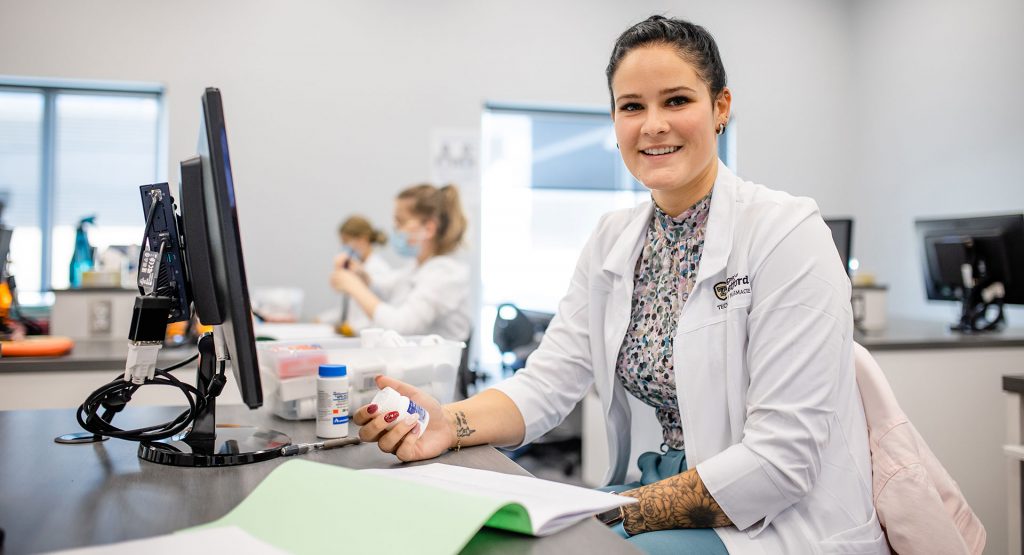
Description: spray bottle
69,215,96,288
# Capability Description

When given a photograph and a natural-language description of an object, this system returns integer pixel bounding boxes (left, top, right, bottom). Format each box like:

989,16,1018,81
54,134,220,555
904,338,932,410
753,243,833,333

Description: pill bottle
316,364,350,438
371,386,429,436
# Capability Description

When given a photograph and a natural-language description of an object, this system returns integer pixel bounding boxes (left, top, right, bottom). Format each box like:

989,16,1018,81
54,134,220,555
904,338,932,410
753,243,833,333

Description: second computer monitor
916,213,1024,305
824,218,853,276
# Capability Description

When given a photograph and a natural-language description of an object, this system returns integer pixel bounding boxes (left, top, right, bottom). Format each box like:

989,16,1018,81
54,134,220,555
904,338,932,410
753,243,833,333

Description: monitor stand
138,333,291,467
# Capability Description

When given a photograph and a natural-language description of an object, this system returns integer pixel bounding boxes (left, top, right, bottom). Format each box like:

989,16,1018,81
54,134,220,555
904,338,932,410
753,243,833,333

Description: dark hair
339,215,387,245
397,183,467,256
606,16,728,109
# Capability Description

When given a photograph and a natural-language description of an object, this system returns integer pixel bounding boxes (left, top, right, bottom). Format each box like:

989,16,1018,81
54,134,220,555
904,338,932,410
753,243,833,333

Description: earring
716,123,726,136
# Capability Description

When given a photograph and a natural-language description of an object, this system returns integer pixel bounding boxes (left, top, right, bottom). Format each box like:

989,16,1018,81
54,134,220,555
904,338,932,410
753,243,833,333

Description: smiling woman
350,15,885,555
607,19,731,218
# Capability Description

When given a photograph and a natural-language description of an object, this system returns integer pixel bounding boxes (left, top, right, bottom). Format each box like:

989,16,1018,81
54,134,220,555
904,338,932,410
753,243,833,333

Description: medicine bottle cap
319,364,347,377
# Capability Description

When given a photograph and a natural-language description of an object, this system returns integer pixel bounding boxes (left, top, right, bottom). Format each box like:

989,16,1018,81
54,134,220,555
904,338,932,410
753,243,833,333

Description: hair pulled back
339,215,387,245
606,15,728,109
397,183,467,256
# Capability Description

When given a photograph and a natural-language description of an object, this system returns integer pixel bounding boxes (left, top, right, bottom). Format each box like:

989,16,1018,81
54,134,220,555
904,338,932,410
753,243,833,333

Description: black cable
5,275,44,335
137,193,160,296
75,352,221,442
162,352,200,372
150,239,168,298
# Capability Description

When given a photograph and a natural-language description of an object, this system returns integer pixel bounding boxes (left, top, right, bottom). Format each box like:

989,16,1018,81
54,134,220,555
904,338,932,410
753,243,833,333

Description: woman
353,17,885,554
323,215,402,334
338,216,393,286
331,184,471,341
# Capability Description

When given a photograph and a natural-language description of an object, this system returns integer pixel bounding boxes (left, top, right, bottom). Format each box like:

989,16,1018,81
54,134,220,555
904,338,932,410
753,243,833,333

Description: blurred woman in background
330,184,471,341
322,215,400,334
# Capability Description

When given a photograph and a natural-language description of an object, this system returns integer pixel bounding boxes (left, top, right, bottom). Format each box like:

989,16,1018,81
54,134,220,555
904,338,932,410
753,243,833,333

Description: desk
0,405,638,555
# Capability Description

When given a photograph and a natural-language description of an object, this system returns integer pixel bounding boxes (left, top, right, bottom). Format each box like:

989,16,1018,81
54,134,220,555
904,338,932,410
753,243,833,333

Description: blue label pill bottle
316,364,350,438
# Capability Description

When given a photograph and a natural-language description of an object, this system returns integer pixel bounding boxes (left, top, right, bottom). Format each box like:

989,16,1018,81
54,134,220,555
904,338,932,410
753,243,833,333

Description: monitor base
137,333,291,467
950,290,1006,333
138,425,290,467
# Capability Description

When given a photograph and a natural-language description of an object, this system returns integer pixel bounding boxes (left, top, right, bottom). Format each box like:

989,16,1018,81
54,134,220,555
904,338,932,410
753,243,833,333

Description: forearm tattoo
619,468,732,534
454,410,476,439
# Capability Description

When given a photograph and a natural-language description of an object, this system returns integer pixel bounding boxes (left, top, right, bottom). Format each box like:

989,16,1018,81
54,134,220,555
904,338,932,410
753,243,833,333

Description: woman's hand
617,469,733,534
330,267,363,293
334,252,366,275
351,375,455,462
331,254,370,293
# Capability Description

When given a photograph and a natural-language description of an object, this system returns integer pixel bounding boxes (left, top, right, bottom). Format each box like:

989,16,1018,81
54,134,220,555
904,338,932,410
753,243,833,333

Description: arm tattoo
619,468,732,534
454,410,476,439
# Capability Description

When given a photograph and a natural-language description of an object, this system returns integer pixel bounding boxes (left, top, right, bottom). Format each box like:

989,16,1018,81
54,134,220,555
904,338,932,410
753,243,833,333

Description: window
477,104,735,376
0,78,164,299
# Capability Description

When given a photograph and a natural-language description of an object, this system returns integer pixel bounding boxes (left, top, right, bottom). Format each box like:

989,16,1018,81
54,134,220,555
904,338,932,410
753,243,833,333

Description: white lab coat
492,162,888,554
320,254,406,332
372,254,471,341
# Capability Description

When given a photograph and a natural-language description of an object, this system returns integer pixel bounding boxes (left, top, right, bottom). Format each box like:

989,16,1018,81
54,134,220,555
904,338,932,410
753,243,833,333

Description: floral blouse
614,191,712,450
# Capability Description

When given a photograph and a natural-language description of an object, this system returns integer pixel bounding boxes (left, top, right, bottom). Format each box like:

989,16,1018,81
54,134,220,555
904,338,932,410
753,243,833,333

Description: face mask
340,244,362,262
390,230,422,258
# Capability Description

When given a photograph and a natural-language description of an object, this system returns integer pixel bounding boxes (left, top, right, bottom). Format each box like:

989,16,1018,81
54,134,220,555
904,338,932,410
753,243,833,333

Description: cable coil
75,353,225,442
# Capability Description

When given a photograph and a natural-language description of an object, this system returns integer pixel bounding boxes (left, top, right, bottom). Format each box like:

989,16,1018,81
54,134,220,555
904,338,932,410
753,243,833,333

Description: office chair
492,303,553,375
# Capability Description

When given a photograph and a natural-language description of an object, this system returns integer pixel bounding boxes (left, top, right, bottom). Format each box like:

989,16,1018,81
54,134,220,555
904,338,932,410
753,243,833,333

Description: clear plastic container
257,335,464,420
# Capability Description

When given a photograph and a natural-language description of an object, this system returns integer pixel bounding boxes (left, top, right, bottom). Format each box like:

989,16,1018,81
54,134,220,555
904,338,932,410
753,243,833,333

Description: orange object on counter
1,336,75,357
0,280,12,320
336,322,355,337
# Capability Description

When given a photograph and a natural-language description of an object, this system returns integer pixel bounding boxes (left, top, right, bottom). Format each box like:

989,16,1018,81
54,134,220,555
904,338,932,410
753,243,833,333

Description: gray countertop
1003,375,1024,395
856,318,1024,351
6,316,1024,376
0,338,197,373
0,405,638,555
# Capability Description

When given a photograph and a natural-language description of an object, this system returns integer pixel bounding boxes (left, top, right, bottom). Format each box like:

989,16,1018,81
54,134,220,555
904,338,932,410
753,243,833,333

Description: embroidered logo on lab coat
725,274,751,298
715,274,752,310
714,282,729,301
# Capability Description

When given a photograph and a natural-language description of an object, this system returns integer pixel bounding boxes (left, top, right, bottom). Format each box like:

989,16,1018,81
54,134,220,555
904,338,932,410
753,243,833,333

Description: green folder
186,459,533,555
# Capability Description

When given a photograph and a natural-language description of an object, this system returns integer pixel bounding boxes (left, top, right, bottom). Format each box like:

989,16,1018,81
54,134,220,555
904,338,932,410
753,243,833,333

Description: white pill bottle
371,386,429,436
316,364,350,438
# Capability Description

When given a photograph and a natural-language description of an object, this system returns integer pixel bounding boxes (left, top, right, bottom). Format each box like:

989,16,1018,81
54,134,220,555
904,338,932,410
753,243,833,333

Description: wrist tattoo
451,410,476,451
454,411,476,439
620,469,732,534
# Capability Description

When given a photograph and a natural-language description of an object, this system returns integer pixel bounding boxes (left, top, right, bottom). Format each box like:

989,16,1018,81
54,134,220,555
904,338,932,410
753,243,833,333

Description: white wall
0,0,857,318
850,0,1024,321
3,0,1022,549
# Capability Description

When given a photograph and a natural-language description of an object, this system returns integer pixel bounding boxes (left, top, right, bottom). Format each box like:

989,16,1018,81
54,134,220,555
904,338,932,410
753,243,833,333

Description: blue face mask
340,244,362,262
390,230,421,258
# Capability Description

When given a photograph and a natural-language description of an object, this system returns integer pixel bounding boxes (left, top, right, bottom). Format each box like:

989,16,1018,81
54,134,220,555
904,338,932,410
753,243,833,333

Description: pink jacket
854,343,986,555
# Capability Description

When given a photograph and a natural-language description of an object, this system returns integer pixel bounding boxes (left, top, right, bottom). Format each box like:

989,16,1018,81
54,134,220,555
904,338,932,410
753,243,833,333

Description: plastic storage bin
257,336,464,420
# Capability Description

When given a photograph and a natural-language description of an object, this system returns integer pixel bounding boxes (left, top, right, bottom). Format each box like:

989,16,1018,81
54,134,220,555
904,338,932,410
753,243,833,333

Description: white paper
47,526,290,555
364,463,635,535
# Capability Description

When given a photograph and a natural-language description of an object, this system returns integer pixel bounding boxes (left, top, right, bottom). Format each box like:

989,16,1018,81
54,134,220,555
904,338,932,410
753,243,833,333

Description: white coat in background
371,254,471,342
321,254,407,332
493,162,888,554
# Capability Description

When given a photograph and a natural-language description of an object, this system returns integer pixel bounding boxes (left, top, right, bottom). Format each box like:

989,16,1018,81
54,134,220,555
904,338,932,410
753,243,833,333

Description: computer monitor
188,87,262,408
138,88,289,466
915,213,1024,332
824,218,853,276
